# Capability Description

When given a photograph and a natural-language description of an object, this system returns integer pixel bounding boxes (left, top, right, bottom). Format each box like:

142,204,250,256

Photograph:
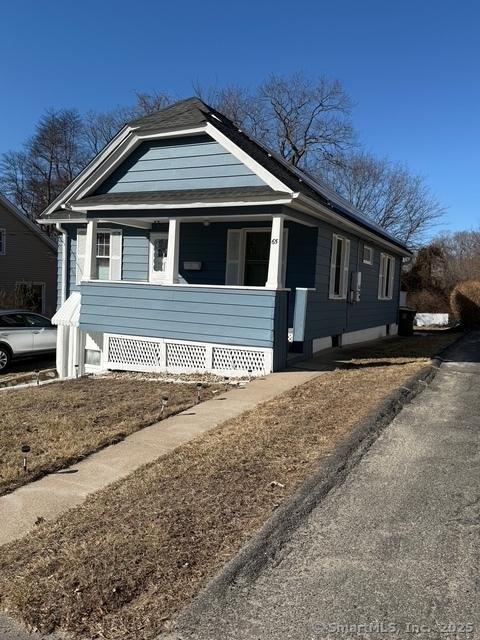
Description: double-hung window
95,232,111,280
329,234,350,299
76,228,122,283
0,229,5,256
378,253,395,300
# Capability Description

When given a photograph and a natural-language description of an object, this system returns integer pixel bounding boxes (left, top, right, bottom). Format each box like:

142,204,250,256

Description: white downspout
56,223,68,305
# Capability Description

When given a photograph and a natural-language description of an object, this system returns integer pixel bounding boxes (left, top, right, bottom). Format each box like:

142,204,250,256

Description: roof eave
292,193,412,257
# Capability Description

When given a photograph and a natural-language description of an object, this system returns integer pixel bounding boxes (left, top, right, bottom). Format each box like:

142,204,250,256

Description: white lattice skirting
105,334,273,377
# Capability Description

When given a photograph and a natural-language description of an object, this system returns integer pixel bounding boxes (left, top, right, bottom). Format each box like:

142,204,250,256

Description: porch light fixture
20,444,31,473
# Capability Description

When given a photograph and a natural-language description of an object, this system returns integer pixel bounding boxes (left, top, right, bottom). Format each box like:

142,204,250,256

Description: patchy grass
0,332,459,640
0,377,220,495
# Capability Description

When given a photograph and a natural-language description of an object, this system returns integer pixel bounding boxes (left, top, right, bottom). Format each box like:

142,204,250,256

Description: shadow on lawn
289,329,472,373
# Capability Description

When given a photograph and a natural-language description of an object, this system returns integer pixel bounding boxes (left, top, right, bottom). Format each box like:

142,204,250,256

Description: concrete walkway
0,369,319,547
175,332,480,640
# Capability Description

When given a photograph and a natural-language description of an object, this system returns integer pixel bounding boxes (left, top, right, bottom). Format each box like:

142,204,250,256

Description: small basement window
85,349,101,367
362,245,373,265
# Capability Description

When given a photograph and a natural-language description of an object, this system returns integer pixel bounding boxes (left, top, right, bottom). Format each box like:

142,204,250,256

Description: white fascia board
205,122,292,194
75,126,208,201
291,194,411,257
41,125,133,217
68,196,294,211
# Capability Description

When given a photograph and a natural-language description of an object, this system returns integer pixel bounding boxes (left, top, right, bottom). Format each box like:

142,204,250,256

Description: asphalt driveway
175,332,480,640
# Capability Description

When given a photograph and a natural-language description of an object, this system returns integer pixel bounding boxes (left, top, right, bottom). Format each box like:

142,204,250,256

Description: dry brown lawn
0,377,220,495
0,332,459,640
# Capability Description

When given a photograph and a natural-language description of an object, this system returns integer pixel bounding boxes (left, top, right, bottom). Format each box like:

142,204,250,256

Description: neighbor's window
329,234,350,299
15,282,45,314
95,232,111,280
0,229,5,255
363,245,373,265
378,253,395,300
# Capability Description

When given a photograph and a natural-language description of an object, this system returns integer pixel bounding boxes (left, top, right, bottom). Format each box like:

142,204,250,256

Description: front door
149,232,169,282
243,231,270,286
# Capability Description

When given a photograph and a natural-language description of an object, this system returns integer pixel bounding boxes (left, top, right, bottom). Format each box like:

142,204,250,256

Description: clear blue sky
1,0,479,235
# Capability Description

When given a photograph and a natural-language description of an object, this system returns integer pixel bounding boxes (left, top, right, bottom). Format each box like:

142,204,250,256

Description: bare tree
320,152,445,245
0,109,88,221
195,72,355,168
435,229,480,288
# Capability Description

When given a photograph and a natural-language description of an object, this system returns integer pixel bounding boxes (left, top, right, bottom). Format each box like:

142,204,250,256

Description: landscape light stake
247,368,252,382
75,364,79,379
34,369,40,386
161,395,169,417
21,444,31,473
196,382,202,404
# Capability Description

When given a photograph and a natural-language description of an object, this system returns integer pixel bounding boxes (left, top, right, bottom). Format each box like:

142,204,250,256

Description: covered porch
55,208,317,377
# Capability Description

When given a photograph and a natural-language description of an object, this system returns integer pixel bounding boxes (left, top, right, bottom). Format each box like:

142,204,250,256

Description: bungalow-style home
0,193,57,316
39,98,411,378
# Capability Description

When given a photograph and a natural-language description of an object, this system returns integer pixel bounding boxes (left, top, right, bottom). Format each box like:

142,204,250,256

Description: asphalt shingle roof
67,97,408,252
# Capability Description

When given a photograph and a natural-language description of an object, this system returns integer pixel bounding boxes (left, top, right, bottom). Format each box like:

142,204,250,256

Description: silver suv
0,310,57,372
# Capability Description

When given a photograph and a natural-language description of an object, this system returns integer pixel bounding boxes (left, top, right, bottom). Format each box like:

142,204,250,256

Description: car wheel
0,346,11,373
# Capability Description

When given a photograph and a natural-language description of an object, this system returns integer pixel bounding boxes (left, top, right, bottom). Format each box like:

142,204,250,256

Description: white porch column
266,215,285,289
83,220,97,280
164,218,180,284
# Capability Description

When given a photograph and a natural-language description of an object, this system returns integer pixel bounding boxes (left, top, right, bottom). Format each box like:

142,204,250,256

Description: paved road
177,332,480,640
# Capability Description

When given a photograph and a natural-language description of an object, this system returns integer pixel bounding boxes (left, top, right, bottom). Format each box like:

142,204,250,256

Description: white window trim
362,244,373,265
76,228,122,284
0,228,6,256
329,234,350,299
378,252,395,300
225,227,288,287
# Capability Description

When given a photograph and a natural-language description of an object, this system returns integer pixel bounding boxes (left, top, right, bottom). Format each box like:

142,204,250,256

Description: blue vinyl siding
122,230,149,281
301,217,402,341
95,134,265,194
79,282,277,348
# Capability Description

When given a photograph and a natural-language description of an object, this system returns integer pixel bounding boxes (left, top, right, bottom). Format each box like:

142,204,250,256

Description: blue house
40,98,411,378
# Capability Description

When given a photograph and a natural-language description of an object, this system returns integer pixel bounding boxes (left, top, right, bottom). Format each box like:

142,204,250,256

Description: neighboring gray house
39,98,411,378
0,193,57,316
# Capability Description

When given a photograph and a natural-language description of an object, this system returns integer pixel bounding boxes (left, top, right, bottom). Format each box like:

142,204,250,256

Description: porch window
378,253,395,300
329,234,350,299
225,228,288,287
96,233,111,280
76,228,122,283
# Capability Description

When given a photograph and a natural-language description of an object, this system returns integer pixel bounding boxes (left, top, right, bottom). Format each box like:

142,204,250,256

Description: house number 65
271,238,279,244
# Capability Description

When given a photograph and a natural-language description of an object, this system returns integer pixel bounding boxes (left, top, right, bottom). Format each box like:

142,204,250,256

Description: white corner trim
341,325,387,346
205,122,292,194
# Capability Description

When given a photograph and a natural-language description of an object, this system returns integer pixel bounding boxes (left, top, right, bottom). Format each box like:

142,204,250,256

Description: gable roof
0,193,57,252
40,97,409,254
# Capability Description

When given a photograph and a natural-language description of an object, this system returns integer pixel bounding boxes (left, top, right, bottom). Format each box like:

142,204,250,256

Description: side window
362,245,373,265
0,313,29,327
378,253,395,300
24,314,52,328
329,234,350,299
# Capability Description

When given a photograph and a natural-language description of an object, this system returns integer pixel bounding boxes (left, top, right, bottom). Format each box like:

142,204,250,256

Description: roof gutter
292,193,412,257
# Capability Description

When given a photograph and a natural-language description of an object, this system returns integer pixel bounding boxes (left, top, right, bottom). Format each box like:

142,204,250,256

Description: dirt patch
0,377,221,495
0,333,459,640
